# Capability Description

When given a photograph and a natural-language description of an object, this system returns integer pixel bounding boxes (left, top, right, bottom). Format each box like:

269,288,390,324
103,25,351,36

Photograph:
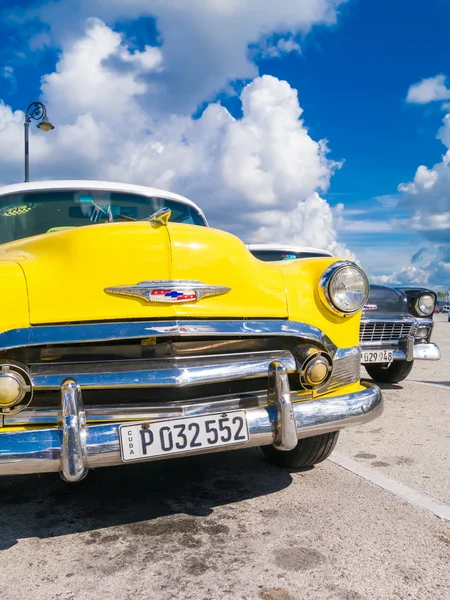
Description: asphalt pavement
0,317,449,600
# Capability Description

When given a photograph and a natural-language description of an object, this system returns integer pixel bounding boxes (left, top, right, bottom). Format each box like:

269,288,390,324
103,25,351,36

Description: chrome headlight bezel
319,261,370,316
414,325,431,340
415,293,435,317
0,363,33,415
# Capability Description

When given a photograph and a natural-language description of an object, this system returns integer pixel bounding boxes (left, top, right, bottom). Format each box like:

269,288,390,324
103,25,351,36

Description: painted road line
330,453,450,523
409,380,450,391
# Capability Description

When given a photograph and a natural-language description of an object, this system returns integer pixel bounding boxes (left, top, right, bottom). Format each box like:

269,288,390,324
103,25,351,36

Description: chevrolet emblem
105,280,231,303
363,304,378,311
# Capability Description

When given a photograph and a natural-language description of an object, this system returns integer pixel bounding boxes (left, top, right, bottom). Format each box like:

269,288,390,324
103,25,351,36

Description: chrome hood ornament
105,280,231,304
146,207,171,225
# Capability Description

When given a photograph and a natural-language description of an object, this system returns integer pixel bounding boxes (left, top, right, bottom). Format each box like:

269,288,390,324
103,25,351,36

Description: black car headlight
415,293,435,316
319,261,369,316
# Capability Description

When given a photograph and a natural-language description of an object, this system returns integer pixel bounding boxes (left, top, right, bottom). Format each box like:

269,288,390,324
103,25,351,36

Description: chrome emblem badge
363,304,377,311
105,280,231,303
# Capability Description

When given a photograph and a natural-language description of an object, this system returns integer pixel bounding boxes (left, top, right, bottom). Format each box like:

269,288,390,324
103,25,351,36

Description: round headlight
416,294,435,316
319,261,369,315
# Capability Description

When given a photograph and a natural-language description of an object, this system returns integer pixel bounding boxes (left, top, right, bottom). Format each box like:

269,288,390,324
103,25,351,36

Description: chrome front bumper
0,370,382,481
360,318,440,362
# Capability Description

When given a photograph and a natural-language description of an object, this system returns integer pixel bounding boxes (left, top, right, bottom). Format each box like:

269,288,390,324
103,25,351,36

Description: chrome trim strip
361,341,407,348
0,320,337,353
4,391,287,426
360,318,433,331
360,318,421,324
30,350,297,390
0,382,382,478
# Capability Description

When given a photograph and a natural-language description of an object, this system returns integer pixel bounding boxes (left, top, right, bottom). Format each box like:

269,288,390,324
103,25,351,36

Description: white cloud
371,241,450,291
369,75,450,288
1,66,16,95
0,19,348,258
29,32,52,51
372,265,429,286
2,66,14,79
374,141,450,287
248,193,354,258
408,212,450,231
26,0,345,115
373,194,399,209
406,74,450,104
255,35,302,59
353,244,416,281
41,18,162,124
397,149,450,242
398,164,439,194
336,219,399,233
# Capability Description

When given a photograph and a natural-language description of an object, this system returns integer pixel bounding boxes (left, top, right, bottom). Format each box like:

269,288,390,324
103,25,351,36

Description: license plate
361,349,393,363
119,410,249,462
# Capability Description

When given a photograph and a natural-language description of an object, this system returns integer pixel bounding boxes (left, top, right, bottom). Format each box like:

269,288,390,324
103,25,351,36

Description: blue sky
1,0,449,289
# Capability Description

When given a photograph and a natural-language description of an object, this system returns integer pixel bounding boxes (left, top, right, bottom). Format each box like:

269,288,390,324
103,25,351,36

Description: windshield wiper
87,201,137,223
87,201,171,224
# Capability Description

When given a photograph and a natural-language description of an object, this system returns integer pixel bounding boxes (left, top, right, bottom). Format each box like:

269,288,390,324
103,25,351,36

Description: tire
365,359,414,383
261,431,340,469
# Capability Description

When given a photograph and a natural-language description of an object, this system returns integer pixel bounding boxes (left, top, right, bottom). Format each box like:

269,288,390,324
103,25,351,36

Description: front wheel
365,359,414,383
261,432,340,469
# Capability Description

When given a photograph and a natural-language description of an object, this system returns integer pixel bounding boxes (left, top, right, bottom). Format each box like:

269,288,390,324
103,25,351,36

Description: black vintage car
360,285,440,382
247,245,441,384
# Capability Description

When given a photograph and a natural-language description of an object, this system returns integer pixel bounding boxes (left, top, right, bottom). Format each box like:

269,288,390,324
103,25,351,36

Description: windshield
0,189,206,244
250,249,330,261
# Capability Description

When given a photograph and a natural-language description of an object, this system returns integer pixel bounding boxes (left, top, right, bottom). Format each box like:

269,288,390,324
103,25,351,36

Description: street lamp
24,101,55,182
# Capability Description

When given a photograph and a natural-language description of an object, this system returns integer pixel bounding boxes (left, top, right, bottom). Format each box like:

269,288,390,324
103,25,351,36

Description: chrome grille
360,321,413,343
4,346,361,426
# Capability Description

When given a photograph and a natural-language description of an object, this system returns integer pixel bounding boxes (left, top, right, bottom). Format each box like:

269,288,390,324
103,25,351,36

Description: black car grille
360,322,413,343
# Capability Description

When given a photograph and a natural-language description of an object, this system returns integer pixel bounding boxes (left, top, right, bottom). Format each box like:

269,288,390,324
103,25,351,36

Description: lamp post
24,101,55,182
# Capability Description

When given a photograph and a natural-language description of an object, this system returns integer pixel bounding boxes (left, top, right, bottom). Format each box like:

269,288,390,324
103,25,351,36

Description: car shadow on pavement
361,378,404,391
0,448,295,551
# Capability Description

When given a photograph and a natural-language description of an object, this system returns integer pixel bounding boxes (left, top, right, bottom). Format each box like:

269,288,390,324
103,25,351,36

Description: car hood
0,222,290,324
363,284,407,319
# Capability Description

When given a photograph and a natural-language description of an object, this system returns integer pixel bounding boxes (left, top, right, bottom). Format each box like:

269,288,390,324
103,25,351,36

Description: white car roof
246,243,333,257
0,180,208,225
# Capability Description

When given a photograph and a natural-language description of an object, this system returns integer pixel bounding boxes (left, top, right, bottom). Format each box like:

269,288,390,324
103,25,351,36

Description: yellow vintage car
0,180,382,482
